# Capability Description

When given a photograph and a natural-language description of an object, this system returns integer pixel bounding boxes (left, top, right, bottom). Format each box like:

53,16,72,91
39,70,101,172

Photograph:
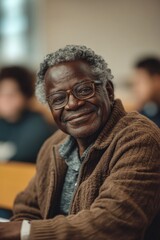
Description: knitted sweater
12,100,160,240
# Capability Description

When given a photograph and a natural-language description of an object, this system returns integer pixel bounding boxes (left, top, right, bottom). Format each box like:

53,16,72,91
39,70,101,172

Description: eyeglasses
46,80,102,110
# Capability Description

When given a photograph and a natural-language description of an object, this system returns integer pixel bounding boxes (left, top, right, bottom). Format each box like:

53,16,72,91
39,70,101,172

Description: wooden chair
0,162,35,210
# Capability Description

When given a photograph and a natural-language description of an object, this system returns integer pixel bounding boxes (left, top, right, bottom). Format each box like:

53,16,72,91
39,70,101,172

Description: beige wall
36,0,160,80
30,0,160,107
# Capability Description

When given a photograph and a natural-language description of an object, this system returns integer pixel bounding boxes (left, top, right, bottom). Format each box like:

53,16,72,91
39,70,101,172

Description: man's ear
105,80,114,102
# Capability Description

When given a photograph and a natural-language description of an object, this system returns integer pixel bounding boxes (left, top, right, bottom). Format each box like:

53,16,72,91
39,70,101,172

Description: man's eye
77,86,93,96
51,95,66,105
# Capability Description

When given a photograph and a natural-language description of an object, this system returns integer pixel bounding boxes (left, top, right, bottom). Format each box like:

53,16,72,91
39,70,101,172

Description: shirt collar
59,136,92,171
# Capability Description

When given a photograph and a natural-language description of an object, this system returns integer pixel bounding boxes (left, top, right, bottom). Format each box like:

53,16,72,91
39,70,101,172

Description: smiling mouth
64,111,95,124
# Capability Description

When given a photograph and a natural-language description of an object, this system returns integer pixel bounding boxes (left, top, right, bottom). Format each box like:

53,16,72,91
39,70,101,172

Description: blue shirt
59,136,92,215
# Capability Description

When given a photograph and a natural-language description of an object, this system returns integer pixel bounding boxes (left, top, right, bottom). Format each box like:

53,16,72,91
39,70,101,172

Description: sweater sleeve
11,130,66,222
10,137,53,221
11,175,42,221
29,131,160,240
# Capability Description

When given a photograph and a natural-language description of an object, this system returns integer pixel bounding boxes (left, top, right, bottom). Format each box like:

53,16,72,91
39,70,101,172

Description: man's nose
64,93,85,110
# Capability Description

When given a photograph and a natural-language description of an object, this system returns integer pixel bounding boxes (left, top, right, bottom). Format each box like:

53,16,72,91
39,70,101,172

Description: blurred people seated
132,57,160,127
0,66,57,163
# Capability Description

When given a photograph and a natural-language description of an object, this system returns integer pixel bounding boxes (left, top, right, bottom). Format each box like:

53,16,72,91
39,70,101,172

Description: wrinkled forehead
44,60,96,96
44,60,94,84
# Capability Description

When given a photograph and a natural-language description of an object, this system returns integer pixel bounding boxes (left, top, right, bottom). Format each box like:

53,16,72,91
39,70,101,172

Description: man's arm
11,176,42,222
11,134,54,222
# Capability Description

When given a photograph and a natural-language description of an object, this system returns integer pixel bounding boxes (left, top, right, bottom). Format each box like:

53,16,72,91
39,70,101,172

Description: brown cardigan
12,100,160,240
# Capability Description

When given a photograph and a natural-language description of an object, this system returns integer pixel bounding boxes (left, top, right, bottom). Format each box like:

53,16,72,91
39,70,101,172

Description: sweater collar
92,99,126,149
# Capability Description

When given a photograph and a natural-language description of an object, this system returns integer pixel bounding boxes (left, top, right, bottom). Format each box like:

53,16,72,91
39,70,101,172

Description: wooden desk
0,162,35,209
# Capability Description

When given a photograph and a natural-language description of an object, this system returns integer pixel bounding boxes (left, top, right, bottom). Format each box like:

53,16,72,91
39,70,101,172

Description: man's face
44,60,112,140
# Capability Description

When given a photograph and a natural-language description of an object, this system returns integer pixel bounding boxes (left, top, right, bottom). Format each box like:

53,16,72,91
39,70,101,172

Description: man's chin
67,125,100,140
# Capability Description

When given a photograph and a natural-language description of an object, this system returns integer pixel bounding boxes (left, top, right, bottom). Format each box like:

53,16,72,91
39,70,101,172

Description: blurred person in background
132,57,160,127
0,66,57,163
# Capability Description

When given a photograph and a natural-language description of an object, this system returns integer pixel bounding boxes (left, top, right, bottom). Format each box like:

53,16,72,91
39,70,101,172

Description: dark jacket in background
0,110,57,163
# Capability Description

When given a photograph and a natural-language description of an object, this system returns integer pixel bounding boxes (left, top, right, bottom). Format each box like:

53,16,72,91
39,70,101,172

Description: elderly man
0,45,160,240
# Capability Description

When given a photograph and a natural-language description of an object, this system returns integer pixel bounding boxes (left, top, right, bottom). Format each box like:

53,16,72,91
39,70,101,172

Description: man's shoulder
120,110,160,144
92,100,160,149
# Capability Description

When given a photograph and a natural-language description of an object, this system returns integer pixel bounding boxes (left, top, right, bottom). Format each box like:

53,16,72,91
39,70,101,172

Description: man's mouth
63,108,96,124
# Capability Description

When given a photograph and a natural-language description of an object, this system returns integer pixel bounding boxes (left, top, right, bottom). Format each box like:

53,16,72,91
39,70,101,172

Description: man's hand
0,221,22,240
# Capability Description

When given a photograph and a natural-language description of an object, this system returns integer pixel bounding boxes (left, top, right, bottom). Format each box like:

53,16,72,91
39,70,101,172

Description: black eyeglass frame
46,80,102,110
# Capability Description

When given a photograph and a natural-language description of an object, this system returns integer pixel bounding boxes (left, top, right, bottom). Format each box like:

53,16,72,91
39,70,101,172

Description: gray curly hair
36,45,114,104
